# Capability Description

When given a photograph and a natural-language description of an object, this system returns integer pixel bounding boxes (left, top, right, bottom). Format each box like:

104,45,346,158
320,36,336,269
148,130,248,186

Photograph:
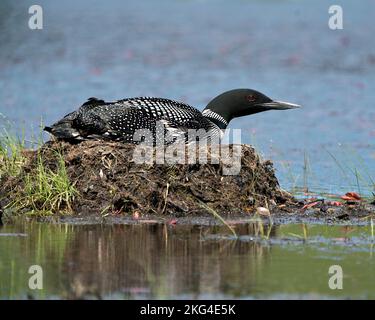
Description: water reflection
62,224,272,299
0,221,374,299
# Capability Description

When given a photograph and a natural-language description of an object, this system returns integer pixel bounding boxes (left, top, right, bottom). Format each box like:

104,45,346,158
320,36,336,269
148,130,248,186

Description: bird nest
1,140,295,217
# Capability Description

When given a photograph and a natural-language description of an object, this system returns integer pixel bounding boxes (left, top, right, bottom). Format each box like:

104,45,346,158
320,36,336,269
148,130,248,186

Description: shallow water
0,0,374,196
0,220,374,299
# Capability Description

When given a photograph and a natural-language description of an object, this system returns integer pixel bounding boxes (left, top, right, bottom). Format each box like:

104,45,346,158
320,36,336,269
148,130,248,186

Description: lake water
1,220,374,299
0,0,374,196
0,1,374,300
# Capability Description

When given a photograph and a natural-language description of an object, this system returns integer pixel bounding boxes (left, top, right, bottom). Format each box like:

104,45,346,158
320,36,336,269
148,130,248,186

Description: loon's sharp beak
259,100,301,110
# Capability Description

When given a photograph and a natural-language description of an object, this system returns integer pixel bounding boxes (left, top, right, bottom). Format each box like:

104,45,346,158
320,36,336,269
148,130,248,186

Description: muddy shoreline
28,209,375,226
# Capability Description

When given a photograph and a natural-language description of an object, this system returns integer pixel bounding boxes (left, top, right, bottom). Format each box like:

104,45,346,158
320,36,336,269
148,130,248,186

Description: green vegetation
0,129,26,179
0,128,78,216
10,152,78,215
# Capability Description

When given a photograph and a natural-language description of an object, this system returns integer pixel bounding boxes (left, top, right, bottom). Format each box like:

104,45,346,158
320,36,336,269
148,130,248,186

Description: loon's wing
113,97,203,121
45,97,217,143
87,97,209,138
114,97,219,143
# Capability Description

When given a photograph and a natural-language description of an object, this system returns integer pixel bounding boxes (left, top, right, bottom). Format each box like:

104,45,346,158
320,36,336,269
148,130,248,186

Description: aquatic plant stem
197,200,237,237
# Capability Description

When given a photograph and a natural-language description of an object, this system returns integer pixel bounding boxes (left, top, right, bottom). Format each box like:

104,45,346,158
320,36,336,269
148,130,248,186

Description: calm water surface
0,221,374,299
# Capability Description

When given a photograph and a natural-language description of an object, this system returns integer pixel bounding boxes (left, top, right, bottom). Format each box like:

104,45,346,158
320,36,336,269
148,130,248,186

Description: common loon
44,89,300,144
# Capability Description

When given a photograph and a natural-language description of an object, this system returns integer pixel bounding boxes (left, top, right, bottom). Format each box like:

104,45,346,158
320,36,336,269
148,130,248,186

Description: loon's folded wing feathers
46,96,219,143
97,97,204,127
103,98,220,142
113,97,202,116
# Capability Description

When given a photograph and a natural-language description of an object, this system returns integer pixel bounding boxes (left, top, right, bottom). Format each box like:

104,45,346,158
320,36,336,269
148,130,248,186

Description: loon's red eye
246,94,256,102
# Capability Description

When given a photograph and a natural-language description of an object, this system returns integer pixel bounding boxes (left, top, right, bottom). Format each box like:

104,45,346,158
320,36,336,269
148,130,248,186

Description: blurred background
0,0,374,196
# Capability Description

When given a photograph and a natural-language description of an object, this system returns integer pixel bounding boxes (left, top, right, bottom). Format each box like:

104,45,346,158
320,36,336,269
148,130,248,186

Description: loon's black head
203,89,300,127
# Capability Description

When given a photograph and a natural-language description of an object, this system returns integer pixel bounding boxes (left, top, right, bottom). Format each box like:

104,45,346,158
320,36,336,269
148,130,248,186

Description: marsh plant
0,128,78,216
13,152,78,215
0,130,26,179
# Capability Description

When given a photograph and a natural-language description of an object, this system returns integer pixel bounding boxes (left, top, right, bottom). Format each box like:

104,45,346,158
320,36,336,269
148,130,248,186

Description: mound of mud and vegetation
1,133,374,225
0,139,295,218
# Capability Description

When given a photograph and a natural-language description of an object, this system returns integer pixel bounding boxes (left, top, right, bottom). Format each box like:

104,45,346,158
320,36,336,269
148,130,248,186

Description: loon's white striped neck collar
202,109,228,129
